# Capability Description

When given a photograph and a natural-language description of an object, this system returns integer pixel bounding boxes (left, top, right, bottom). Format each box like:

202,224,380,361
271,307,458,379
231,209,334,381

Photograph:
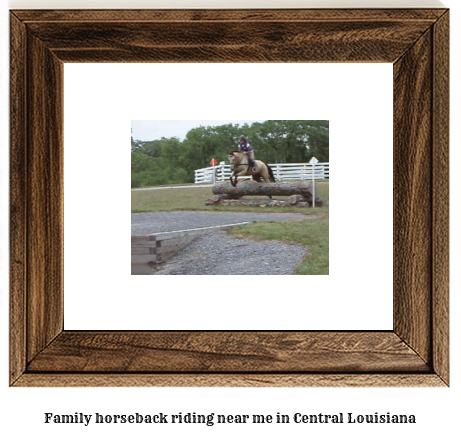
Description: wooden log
131,247,155,255
155,242,191,255
131,235,156,245
156,235,198,248
288,194,307,205
212,181,313,198
212,198,311,208
131,254,157,264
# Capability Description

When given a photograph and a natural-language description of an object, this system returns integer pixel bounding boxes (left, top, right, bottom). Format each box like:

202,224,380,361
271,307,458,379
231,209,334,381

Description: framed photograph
10,9,449,387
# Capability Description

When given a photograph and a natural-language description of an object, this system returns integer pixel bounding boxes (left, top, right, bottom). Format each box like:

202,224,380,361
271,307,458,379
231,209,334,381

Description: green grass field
132,181,329,275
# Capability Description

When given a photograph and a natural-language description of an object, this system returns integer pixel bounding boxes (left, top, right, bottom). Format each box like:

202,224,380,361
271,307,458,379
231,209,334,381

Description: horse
228,150,276,187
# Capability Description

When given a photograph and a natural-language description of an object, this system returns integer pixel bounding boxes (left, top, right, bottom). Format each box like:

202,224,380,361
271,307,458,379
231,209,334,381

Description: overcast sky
131,120,266,141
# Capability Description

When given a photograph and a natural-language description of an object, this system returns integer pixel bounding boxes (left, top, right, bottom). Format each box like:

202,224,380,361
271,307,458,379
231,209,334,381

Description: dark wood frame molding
10,9,449,387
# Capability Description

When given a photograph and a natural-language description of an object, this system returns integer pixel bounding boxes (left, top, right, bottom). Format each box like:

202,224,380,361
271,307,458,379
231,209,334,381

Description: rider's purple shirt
239,141,253,152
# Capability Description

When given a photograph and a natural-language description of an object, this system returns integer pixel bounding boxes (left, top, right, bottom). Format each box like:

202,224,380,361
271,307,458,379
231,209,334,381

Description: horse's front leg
230,173,237,187
230,169,246,187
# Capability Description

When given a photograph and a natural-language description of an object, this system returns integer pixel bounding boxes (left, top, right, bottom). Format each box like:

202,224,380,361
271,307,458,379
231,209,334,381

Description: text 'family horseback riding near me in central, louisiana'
131,120,329,276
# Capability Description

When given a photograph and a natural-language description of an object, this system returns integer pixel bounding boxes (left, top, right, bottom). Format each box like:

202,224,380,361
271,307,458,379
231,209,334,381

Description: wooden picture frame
10,9,449,387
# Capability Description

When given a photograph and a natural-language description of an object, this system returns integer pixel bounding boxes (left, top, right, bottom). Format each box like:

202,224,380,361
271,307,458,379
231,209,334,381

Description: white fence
194,162,329,184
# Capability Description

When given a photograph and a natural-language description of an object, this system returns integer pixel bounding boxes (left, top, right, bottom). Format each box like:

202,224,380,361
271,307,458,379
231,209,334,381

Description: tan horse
228,151,276,187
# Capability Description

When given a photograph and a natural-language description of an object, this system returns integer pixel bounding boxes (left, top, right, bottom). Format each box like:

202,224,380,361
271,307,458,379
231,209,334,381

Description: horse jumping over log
228,150,276,187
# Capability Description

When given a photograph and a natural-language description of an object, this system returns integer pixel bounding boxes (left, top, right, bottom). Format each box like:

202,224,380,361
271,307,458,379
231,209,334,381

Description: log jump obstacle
206,181,324,208
131,222,250,270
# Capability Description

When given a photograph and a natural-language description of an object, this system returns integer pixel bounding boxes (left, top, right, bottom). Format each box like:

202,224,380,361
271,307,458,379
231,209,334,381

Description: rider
238,135,257,169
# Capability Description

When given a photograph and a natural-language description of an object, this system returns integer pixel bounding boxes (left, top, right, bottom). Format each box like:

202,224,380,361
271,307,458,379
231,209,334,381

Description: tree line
131,120,329,187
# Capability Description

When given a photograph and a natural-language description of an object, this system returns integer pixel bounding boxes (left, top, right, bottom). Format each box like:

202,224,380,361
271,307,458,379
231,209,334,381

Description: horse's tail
266,163,276,182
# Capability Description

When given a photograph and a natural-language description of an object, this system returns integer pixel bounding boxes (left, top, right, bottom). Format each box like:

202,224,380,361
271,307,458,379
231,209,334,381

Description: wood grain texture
432,11,450,385
13,374,446,388
26,34,64,362
9,9,449,387
27,332,429,373
12,9,447,23
393,29,433,364
26,21,433,63
14,10,447,64
9,13,28,385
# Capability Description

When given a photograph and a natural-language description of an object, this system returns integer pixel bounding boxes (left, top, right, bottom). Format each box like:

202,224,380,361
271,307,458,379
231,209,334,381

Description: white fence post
309,157,319,207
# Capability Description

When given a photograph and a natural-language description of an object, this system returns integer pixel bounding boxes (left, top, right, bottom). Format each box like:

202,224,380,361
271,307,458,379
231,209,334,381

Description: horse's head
228,151,240,168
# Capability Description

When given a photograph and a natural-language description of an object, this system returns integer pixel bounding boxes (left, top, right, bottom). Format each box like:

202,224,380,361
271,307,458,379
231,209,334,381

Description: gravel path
131,211,312,275
131,211,313,235
152,231,307,275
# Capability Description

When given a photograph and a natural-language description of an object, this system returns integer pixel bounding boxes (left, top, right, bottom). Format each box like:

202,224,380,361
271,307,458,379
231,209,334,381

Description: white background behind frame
63,62,393,331
1,1,459,436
